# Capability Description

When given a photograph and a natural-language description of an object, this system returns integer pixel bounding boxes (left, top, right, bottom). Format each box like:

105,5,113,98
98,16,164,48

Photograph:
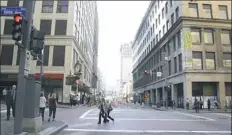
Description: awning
34,73,63,80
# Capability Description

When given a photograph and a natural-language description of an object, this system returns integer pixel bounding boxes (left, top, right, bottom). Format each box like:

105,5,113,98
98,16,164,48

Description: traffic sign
0,7,26,16
24,50,31,76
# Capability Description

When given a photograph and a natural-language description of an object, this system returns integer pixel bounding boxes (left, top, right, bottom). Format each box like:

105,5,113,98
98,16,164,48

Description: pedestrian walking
39,92,46,121
48,93,57,122
172,100,176,110
69,94,73,107
105,100,114,122
207,99,211,111
194,99,200,113
186,98,189,110
5,85,17,121
97,99,108,124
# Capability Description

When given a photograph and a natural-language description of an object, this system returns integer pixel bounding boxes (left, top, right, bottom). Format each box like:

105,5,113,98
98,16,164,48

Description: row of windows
192,51,231,70
189,3,229,20
1,45,65,66
5,0,69,13
191,29,231,45
3,19,67,36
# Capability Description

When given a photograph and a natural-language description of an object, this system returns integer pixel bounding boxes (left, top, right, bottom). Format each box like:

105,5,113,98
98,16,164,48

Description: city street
58,105,231,135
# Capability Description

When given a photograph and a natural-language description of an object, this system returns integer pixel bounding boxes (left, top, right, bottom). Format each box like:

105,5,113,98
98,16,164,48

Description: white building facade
0,1,99,103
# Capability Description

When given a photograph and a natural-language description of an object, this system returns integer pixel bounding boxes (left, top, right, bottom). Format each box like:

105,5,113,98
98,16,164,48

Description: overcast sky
97,1,150,90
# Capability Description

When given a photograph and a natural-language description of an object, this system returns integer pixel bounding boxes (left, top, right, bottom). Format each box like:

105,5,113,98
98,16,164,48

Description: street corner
29,120,68,135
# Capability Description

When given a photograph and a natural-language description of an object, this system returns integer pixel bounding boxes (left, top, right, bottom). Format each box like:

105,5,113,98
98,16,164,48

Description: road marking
212,113,231,118
64,129,231,134
80,117,213,121
68,123,93,128
79,109,94,119
174,112,215,121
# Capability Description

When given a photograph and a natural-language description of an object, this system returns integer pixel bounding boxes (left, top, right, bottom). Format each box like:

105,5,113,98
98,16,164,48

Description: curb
37,121,68,135
47,122,68,135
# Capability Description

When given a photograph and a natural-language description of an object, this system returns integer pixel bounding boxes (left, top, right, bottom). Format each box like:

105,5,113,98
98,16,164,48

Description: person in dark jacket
97,99,108,124
5,85,17,120
48,93,57,122
207,99,211,111
194,99,200,113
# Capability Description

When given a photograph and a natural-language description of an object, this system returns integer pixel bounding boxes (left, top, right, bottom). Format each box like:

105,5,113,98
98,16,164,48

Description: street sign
157,72,162,77
24,50,31,76
0,7,26,16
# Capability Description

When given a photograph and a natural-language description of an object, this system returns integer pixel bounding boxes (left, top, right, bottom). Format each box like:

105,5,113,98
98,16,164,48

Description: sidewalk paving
1,117,67,135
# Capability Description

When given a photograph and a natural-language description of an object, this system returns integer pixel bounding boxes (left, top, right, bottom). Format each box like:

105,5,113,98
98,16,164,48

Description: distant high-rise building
120,43,133,95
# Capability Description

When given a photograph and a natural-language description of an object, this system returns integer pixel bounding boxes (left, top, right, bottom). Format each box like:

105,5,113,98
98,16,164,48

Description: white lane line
80,117,213,121
212,113,231,118
68,123,93,128
174,112,215,121
79,109,94,119
64,129,231,134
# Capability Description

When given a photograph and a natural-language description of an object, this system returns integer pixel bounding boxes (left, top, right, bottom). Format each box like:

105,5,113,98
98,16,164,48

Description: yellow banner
184,32,192,49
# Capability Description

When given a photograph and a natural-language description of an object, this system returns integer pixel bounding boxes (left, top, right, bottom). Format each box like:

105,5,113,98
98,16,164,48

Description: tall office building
120,43,133,97
132,1,231,108
0,1,99,103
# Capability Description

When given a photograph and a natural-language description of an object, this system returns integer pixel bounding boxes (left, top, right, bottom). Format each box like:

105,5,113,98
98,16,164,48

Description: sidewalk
1,117,67,135
152,106,232,113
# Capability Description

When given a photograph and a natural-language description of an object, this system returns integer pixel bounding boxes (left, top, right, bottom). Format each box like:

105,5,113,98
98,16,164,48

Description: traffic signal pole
14,0,35,134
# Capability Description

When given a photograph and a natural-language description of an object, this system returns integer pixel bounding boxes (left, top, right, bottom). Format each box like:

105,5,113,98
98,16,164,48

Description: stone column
155,89,159,104
23,79,42,132
171,85,178,107
184,79,192,109
218,81,226,109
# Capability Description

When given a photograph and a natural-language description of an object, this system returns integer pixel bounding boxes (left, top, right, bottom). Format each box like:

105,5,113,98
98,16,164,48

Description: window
175,7,179,20
170,0,172,7
165,2,168,14
52,46,65,66
223,53,231,67
218,5,228,19
221,30,231,45
4,20,14,35
158,14,161,25
167,42,170,55
156,34,158,43
162,8,164,19
57,1,69,13
159,31,161,40
174,57,177,73
155,5,157,13
152,23,155,33
156,19,158,28
163,25,165,35
37,46,50,66
189,3,198,17
178,53,182,71
206,52,215,70
168,60,171,75
171,13,174,25
166,20,169,31
177,31,181,48
191,28,201,44
40,20,52,35
55,20,67,35
7,0,19,6
0,45,14,65
192,51,202,69
204,29,214,44
42,0,54,13
203,4,212,18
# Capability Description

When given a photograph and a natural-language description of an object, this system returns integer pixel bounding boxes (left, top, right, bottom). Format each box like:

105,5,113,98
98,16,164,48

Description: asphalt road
58,105,231,135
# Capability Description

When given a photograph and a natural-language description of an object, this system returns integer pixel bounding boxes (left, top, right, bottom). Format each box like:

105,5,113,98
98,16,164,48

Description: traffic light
30,27,45,54
12,14,22,41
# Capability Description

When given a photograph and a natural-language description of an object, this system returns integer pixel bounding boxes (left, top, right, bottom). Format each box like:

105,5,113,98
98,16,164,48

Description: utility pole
14,0,35,134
